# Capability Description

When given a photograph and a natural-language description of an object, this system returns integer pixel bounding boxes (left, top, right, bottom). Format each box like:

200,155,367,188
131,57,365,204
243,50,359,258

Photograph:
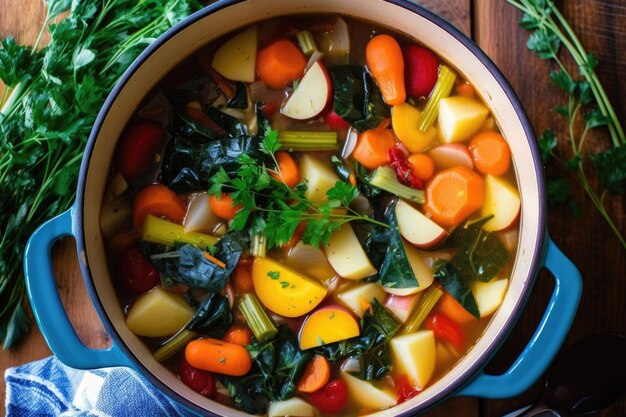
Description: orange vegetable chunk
256,39,306,89
133,184,187,230
469,131,511,176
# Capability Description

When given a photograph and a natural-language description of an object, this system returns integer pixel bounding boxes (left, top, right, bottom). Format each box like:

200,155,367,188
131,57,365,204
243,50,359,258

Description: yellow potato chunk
126,288,194,338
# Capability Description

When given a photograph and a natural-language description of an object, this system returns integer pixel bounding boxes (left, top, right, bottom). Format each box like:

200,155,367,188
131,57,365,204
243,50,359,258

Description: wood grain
1,1,625,416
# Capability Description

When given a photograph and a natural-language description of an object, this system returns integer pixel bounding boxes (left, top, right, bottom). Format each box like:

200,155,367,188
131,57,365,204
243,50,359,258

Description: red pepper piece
424,311,465,351
388,147,424,189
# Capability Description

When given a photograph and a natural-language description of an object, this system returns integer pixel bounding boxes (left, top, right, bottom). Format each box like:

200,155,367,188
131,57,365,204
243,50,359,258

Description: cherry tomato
116,244,160,295
395,374,420,403
116,121,164,180
308,379,348,414
260,102,278,119
403,45,440,98
179,358,215,398
324,109,350,130
424,311,465,350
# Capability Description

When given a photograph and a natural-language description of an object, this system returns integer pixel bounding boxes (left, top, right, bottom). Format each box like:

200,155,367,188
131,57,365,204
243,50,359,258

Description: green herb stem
154,329,199,362
368,165,425,203
250,233,267,257
402,286,443,334
278,131,338,151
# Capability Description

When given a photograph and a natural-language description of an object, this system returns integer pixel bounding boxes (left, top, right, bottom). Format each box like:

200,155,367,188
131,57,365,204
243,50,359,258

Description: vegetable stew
101,15,521,416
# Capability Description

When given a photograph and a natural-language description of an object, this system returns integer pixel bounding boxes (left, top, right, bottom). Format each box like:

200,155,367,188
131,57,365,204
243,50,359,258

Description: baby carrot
366,34,406,105
132,184,187,230
270,151,300,188
232,264,254,293
408,153,435,181
209,193,243,220
223,324,253,346
456,82,475,98
437,292,478,324
352,128,397,170
185,338,252,376
257,39,307,89
297,355,331,393
469,131,511,176
423,166,484,228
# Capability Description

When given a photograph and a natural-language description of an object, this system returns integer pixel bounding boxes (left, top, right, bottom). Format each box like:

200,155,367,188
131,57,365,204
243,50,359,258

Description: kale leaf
434,261,480,319
186,292,232,338
227,82,248,109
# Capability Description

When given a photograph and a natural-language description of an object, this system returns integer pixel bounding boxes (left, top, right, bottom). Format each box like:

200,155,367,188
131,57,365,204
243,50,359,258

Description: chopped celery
418,65,457,132
279,131,338,151
238,293,278,342
402,286,444,334
251,232,267,257
141,214,219,248
368,165,425,203
297,30,318,55
154,329,198,362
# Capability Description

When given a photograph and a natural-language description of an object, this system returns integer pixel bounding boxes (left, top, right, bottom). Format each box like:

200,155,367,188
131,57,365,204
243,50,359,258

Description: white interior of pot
81,0,542,415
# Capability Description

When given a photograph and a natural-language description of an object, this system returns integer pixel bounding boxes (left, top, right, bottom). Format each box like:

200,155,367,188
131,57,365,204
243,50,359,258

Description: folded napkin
4,356,193,417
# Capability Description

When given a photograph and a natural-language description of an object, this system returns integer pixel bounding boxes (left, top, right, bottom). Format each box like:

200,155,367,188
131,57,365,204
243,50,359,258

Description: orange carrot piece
408,153,435,181
203,252,226,269
456,82,475,98
352,128,397,170
223,324,253,346
297,355,331,393
270,151,300,188
209,193,243,220
366,35,406,105
348,172,357,187
232,265,254,293
377,117,391,130
423,166,484,228
437,292,478,324
185,338,252,376
256,39,306,89
132,184,187,230
469,131,511,176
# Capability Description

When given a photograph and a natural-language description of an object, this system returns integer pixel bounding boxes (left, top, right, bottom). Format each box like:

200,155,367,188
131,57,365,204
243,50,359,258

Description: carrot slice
423,166,484,228
270,151,300,188
437,292,478,324
209,193,243,220
456,82,475,98
204,252,226,269
185,338,252,376
297,355,331,393
408,153,435,181
366,34,406,105
232,264,254,293
256,39,306,89
469,131,511,176
352,128,397,170
223,324,253,346
133,184,187,230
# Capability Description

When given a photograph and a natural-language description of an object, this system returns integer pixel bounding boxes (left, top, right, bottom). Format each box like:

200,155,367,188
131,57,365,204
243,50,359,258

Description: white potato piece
395,199,447,249
337,283,387,317
470,278,509,318
299,154,340,203
184,192,220,234
100,197,131,238
341,372,397,410
438,96,489,143
324,224,377,280
390,330,436,389
126,288,194,338
211,26,258,82
480,175,521,232
268,398,317,417
383,242,434,296
384,293,422,323
284,241,337,281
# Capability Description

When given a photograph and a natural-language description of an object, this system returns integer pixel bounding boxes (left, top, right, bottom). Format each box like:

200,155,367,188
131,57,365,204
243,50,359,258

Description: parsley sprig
0,0,203,348
508,0,626,249
208,127,388,248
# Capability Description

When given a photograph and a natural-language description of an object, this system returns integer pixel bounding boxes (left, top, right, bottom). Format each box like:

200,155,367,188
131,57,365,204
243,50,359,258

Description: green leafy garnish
267,271,280,280
508,0,626,249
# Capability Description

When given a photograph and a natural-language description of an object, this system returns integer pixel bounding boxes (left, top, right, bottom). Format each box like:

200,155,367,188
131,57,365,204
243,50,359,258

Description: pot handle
458,236,582,398
24,207,132,369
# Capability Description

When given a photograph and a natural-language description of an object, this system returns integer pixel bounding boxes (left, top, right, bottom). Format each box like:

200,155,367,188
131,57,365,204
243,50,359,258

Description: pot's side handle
24,207,132,369
458,236,582,398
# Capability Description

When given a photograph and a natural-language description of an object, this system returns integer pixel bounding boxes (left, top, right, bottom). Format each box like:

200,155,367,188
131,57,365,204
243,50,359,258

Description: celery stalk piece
297,30,318,55
418,65,457,132
402,286,444,334
278,131,338,151
141,214,219,248
154,329,198,362
238,293,278,342
250,233,267,258
369,165,425,203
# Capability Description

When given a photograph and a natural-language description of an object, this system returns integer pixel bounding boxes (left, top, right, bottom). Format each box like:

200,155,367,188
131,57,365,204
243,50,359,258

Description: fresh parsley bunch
0,0,204,348
508,0,625,249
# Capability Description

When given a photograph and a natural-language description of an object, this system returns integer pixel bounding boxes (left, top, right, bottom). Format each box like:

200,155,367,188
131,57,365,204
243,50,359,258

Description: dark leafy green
203,105,248,137
219,376,266,415
186,292,232,338
354,162,382,198
315,300,401,380
331,156,351,183
227,82,248,109
330,66,389,132
434,261,480,319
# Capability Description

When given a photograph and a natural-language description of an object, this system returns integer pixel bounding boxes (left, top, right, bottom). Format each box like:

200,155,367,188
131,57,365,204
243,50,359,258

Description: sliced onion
341,128,358,159
222,282,235,309
305,50,325,72
333,17,350,53
340,358,361,374
184,192,220,234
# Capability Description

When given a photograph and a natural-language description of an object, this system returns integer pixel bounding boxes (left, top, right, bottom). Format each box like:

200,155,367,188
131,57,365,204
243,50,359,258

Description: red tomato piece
260,102,278,119
308,379,349,414
116,121,164,180
116,244,160,295
324,108,350,129
424,311,465,351
179,358,215,398
395,374,420,403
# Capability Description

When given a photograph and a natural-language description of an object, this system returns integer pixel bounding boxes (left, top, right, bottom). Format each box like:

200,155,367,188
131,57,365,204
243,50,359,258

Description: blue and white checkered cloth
4,356,195,417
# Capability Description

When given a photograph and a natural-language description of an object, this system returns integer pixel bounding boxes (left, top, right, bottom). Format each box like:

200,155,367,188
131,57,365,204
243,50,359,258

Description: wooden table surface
1,0,625,416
